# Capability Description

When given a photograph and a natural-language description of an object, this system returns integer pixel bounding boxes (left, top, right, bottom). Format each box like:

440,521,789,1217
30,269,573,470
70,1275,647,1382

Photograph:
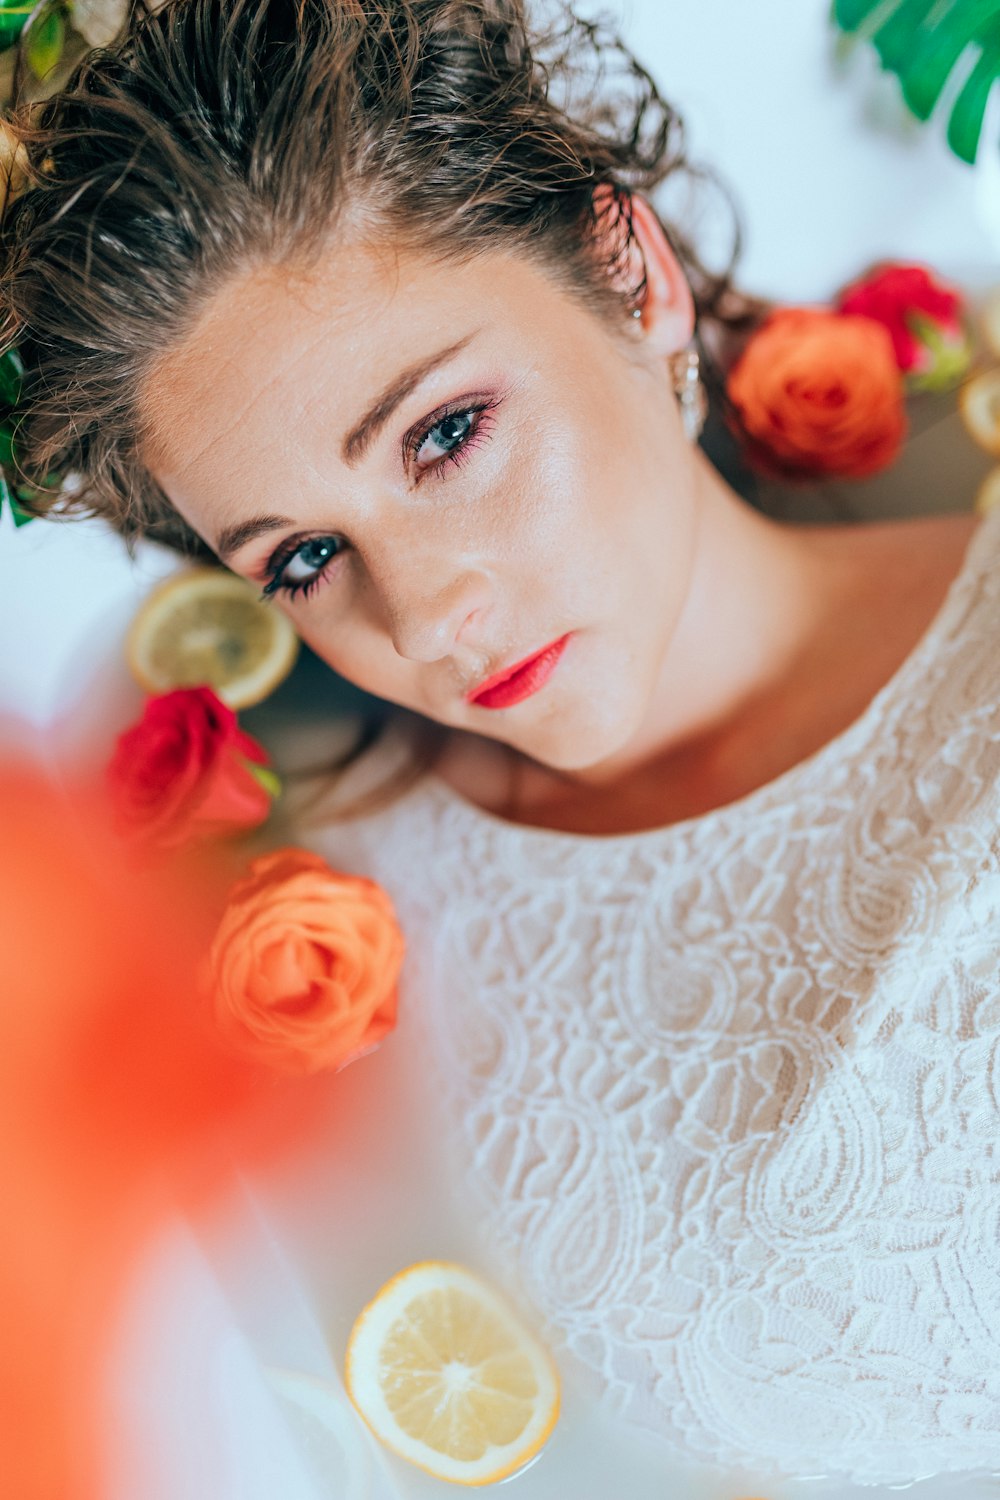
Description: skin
141,198,980,834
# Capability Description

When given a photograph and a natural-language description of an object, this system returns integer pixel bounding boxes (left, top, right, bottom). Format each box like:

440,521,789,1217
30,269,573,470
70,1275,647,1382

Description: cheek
311,628,422,706
591,384,697,622
499,400,615,576
527,383,684,622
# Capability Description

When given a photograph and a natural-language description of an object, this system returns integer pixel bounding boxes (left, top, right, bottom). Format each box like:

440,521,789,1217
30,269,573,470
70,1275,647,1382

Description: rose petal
205,851,405,1075
727,307,906,480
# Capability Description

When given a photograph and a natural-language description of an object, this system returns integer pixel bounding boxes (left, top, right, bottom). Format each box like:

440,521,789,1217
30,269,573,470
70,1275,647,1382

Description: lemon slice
344,1261,560,1486
959,368,1000,456
975,467,1000,517
126,566,299,708
981,288,1000,361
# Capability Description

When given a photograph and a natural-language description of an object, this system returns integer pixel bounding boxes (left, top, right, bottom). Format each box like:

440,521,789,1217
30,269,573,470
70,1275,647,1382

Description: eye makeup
259,534,345,602
258,391,503,601
404,394,501,481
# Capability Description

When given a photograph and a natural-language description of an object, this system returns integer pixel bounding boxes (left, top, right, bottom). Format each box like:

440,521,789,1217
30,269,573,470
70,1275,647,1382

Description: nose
377,566,492,664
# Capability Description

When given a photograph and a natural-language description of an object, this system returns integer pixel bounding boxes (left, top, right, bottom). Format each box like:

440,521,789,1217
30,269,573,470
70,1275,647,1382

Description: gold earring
669,345,707,443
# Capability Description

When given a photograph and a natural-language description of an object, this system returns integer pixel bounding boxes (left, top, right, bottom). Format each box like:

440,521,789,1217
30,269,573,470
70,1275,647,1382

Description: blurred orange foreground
0,752,317,1500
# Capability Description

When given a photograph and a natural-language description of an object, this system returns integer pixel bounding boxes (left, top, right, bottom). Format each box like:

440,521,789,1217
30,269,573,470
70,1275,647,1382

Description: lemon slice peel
344,1260,560,1487
981,288,1000,362
975,467,1000,517
959,368,1000,457
125,566,299,709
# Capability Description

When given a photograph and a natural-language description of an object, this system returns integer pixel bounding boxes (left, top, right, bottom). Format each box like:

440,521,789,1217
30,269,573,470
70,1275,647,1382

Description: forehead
140,240,564,494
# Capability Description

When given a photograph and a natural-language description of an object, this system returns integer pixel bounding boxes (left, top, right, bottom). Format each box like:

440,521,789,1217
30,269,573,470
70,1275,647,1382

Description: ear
628,193,695,355
591,185,694,356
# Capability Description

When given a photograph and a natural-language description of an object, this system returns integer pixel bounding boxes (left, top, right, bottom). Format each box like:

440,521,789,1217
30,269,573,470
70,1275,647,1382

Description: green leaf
25,1,65,80
0,475,34,526
0,421,51,526
904,310,974,389
0,3,36,52
833,0,1000,160
0,347,23,410
9,491,35,526
946,17,1000,159
901,0,1000,119
873,0,938,73
244,762,283,800
835,0,893,32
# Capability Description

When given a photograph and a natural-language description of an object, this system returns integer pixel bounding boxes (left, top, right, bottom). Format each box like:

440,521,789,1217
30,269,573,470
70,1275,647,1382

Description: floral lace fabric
290,507,1000,1484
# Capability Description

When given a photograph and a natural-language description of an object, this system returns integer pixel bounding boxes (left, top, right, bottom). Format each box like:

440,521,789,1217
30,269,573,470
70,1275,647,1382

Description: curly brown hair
0,0,756,559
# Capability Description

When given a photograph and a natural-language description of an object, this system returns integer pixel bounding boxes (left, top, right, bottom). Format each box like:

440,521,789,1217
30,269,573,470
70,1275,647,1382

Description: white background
1,0,997,746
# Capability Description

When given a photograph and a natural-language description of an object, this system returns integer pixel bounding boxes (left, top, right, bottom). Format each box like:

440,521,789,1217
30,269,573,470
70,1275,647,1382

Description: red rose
837,262,971,390
108,686,278,849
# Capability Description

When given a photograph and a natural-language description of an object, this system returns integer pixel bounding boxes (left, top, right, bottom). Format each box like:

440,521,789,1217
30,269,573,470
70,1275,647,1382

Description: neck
549,453,851,791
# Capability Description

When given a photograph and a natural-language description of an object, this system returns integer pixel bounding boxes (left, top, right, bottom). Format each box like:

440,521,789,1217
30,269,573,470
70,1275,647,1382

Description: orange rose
206,848,404,1075
726,307,907,479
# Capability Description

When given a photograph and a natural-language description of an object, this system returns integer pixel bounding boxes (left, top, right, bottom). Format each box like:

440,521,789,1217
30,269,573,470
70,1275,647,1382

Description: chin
509,691,649,776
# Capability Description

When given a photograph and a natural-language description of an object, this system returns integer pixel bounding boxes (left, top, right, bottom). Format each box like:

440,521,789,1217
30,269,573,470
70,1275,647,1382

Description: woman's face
142,229,700,773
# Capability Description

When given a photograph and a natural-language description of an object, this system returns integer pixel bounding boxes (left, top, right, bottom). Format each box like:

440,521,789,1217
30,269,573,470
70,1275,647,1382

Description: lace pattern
291,507,1000,1483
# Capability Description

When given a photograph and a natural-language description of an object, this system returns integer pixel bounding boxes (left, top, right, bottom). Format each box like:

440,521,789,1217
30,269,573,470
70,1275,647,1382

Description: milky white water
212,1004,1000,1500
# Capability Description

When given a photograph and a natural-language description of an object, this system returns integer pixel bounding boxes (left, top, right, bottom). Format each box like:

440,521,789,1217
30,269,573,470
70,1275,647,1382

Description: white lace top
288,506,1000,1487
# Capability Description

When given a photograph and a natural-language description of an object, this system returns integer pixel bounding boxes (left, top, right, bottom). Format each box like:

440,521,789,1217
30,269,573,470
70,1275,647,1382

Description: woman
4,0,1000,1486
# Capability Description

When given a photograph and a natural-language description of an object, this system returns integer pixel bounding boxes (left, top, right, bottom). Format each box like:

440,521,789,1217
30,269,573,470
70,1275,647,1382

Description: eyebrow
216,511,296,564
215,331,479,563
341,331,478,467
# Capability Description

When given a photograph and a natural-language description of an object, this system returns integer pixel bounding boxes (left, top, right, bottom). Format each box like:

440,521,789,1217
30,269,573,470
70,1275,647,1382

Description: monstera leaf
834,0,1000,164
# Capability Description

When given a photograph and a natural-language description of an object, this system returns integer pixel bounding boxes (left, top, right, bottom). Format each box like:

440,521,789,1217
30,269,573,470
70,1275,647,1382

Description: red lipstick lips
466,634,571,710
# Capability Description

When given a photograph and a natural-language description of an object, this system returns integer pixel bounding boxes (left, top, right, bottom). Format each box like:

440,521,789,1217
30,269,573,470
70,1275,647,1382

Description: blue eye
415,411,474,465
260,534,344,601
409,399,499,479
259,396,502,606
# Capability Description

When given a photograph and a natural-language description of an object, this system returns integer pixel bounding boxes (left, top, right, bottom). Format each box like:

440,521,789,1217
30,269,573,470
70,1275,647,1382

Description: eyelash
259,396,500,603
405,396,499,481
